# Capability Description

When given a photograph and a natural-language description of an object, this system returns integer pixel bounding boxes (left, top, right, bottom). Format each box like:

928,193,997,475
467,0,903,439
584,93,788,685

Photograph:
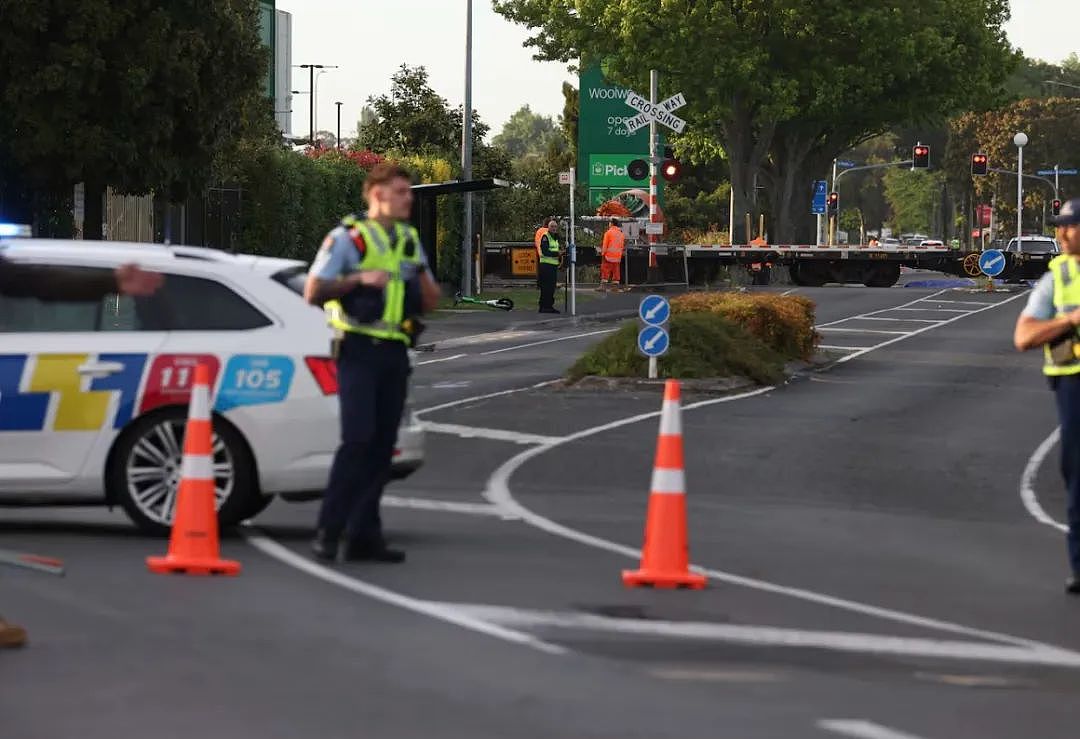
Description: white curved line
485,401,1065,652
1020,427,1068,533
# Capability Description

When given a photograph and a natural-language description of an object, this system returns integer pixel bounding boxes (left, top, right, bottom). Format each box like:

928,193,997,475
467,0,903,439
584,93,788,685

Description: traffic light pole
988,169,1058,201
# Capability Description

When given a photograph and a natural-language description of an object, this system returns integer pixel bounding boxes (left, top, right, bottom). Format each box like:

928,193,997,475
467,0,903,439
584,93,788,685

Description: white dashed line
818,719,931,739
417,353,467,366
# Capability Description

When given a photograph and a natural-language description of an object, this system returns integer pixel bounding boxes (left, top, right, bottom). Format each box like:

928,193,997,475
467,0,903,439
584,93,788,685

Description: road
4,281,1079,739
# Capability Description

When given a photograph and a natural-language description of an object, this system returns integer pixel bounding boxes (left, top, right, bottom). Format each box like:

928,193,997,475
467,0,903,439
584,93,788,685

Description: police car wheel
107,408,264,536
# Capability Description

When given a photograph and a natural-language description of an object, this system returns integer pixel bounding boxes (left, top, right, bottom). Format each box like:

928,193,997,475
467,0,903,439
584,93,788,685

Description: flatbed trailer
481,241,1051,287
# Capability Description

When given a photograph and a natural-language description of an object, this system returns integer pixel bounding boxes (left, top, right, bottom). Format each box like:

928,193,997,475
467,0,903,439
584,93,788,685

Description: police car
0,236,424,534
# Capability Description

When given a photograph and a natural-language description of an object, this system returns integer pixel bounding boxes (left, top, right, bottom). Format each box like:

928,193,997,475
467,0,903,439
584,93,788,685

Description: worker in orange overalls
600,217,626,291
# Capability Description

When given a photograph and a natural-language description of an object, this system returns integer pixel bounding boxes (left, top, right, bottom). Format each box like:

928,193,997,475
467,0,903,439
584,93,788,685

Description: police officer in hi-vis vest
537,218,562,313
304,162,441,563
1014,197,1080,593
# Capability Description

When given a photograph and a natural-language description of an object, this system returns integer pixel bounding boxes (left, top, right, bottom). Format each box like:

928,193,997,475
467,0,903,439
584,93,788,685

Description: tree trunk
83,181,105,240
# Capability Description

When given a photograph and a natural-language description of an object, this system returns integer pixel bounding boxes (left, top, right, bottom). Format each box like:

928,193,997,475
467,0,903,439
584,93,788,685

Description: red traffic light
660,158,681,182
971,152,988,175
1053,199,1063,216
827,192,839,210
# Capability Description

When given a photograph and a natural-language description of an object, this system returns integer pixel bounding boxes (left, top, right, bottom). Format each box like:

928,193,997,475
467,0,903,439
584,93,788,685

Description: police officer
304,162,440,564
537,219,562,313
0,250,162,648
1014,197,1080,593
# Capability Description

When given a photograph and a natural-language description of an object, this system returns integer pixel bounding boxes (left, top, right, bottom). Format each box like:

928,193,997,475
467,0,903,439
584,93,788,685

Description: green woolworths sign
578,62,665,206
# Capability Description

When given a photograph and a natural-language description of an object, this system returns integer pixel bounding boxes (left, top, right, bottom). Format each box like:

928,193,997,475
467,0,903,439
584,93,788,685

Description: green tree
358,64,488,158
492,105,565,160
0,0,271,238
883,169,945,235
494,0,1016,244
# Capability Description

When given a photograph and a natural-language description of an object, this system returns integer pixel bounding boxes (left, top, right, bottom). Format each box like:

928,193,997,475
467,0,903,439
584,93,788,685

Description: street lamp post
335,101,343,149
1014,132,1028,239
295,64,338,145
461,0,474,297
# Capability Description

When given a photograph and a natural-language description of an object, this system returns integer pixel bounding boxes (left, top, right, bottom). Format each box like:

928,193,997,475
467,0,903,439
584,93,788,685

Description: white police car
0,237,424,534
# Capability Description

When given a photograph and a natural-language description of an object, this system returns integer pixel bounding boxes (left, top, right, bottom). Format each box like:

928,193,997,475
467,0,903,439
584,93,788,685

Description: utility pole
647,69,660,281
461,0,474,296
335,101,343,149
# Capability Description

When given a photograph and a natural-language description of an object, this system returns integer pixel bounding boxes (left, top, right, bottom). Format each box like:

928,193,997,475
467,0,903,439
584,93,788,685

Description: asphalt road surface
4,281,1079,739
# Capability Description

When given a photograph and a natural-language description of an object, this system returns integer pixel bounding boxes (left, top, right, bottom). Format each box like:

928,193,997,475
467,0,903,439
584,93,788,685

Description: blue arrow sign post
639,294,671,378
811,180,828,215
979,249,1006,278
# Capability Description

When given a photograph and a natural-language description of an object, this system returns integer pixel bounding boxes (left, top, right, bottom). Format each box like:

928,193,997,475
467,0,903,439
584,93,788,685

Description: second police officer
304,162,441,564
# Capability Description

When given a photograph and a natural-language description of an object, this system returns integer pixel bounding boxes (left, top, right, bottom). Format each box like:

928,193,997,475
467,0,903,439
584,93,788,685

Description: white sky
275,0,1078,142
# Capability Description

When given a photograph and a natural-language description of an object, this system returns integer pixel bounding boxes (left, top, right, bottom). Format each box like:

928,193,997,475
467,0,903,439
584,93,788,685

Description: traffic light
913,144,930,169
827,191,839,214
660,144,681,182
971,153,988,176
1053,199,1062,216
627,158,648,181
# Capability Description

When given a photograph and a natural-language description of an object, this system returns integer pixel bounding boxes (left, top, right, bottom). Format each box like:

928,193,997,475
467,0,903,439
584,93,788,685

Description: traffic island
565,292,821,389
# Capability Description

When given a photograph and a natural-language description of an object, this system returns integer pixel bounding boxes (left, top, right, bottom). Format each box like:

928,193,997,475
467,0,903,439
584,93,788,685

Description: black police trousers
317,333,410,544
1052,374,1080,574
538,262,558,311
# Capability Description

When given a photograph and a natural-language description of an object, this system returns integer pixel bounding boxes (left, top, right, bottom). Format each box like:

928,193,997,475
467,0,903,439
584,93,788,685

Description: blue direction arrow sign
638,294,670,326
1038,168,1078,176
812,180,828,215
979,249,1006,278
638,325,670,357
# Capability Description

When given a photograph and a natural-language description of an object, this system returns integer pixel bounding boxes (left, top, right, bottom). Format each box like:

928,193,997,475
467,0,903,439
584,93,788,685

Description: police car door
0,261,167,496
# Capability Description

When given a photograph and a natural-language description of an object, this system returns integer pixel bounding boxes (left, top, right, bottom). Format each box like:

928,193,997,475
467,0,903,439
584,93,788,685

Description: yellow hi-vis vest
324,217,423,344
1044,254,1080,376
538,232,560,266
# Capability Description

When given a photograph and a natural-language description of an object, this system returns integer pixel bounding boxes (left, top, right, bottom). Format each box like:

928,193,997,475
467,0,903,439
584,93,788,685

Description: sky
275,0,1078,143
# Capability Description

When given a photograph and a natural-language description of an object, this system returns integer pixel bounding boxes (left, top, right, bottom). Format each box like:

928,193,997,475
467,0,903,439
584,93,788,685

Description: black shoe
1066,576,1080,594
344,540,406,563
310,530,340,562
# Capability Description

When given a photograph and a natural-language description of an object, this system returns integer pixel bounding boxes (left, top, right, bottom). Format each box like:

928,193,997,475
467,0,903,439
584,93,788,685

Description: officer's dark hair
610,217,619,226
363,162,413,199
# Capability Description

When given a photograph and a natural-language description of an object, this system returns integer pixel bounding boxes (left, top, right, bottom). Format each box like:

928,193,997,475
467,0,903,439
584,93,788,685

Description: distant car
919,239,945,248
0,238,424,534
882,237,902,247
1005,236,1059,255
1001,236,1058,281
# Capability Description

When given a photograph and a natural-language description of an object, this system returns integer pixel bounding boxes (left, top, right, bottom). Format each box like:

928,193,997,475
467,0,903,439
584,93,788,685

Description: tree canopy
0,0,271,236
494,0,1017,242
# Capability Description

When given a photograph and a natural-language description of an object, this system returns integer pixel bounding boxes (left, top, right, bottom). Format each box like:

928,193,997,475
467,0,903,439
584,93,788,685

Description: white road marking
815,289,951,328
781,288,799,296
435,603,1080,667
419,421,561,446
818,719,931,739
890,307,971,313
417,353,467,366
850,317,944,323
434,329,542,349
382,495,514,518
817,345,862,351
480,328,618,356
481,291,1068,656
818,328,910,335
1020,427,1068,532
414,380,560,417
835,292,1028,365
430,381,473,390
241,529,565,656
921,299,995,306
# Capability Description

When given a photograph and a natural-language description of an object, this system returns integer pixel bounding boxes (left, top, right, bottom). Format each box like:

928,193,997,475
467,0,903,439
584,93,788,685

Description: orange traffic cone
147,364,241,576
622,380,707,589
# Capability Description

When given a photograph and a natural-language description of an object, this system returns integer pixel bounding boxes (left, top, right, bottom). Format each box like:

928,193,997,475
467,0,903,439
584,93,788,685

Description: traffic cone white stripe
181,453,214,482
650,468,686,495
659,400,682,436
188,382,211,421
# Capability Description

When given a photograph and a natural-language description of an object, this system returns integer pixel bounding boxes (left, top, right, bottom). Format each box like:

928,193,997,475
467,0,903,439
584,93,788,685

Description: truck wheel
791,263,827,287
106,407,269,536
863,264,900,288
